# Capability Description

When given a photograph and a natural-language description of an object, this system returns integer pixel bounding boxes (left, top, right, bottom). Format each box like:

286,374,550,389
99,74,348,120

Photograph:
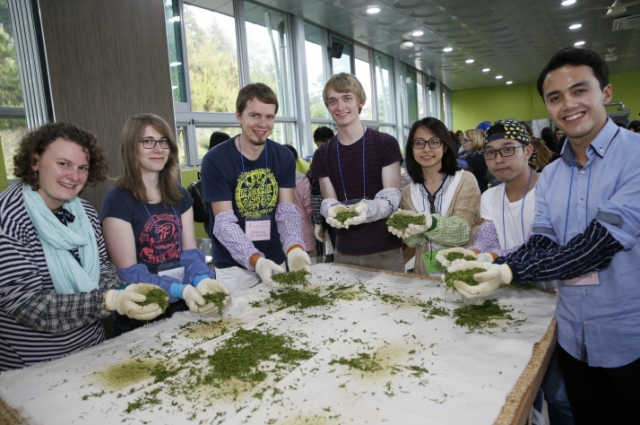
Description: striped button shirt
0,183,122,371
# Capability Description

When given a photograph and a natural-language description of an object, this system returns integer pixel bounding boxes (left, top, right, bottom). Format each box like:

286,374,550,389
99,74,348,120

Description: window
374,52,393,124
330,36,353,75
405,68,419,123
304,22,329,120
0,0,28,181
183,1,239,113
164,0,187,103
354,45,372,121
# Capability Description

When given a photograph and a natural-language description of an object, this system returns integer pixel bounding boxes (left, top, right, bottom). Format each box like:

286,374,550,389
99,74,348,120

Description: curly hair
13,122,108,191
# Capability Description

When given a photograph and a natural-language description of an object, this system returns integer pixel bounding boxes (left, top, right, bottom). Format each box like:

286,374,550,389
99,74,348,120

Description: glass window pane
354,45,372,121
406,68,418,123
0,118,28,180
177,126,187,165
0,0,24,108
374,52,393,123
330,36,353,75
194,126,239,160
244,4,295,117
304,23,328,120
165,0,187,103
183,3,239,112
417,73,425,118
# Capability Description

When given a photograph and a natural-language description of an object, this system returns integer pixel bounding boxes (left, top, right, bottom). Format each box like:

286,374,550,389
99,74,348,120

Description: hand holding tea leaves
436,247,478,267
387,209,422,238
104,284,165,320
446,261,512,298
326,204,353,229
342,201,368,227
195,279,231,315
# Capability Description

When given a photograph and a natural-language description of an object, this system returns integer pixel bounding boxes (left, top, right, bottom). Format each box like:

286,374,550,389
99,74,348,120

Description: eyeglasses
413,138,443,149
139,138,170,149
483,145,526,160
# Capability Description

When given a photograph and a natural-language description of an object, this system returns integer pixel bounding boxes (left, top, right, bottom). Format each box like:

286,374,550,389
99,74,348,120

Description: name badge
422,249,446,274
245,215,271,241
564,271,600,286
157,260,185,282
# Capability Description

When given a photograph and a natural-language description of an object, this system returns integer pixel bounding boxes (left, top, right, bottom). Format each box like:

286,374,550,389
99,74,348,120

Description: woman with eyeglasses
101,113,230,335
387,117,481,276
458,129,489,192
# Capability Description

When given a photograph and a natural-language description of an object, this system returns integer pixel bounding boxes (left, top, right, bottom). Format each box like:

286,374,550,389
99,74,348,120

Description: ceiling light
496,75,503,79
465,59,475,64
366,6,381,14
442,47,453,52
574,41,585,46
412,30,424,37
482,68,490,72
400,41,414,49
506,81,513,85
569,23,582,30
561,0,576,6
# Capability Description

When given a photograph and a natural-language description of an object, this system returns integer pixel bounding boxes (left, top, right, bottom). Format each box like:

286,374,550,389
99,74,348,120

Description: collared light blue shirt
533,119,640,367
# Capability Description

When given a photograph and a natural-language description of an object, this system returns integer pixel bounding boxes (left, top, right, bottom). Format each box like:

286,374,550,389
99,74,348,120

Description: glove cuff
286,244,304,255
500,264,514,284
249,253,263,270
170,283,188,299
193,274,209,286
104,290,117,311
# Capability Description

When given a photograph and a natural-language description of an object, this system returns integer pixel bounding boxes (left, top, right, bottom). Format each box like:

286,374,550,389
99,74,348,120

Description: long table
0,263,557,425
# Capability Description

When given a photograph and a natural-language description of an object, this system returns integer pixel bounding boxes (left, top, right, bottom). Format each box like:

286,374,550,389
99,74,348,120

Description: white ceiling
249,0,639,91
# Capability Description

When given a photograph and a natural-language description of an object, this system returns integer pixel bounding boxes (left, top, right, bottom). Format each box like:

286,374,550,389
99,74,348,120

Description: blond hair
464,129,484,151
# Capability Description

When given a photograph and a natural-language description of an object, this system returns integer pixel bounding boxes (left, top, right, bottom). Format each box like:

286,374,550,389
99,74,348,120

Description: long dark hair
405,117,459,184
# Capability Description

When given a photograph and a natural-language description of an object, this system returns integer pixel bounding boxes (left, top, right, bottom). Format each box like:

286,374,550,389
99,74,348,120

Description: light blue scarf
23,184,100,294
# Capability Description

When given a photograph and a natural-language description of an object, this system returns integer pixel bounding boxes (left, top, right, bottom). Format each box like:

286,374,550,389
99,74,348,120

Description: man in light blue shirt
449,47,640,424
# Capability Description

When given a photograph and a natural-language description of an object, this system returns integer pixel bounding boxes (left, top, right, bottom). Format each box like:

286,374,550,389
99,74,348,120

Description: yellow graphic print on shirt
236,167,279,218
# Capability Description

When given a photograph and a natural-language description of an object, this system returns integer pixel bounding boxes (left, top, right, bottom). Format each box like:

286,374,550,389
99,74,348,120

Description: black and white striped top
0,183,122,371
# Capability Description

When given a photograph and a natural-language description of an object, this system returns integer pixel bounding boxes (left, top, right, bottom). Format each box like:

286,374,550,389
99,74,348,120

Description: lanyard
502,167,534,245
336,126,366,202
142,203,181,263
238,136,268,214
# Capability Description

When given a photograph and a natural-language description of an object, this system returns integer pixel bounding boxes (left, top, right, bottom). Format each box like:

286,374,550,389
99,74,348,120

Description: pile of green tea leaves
334,210,359,223
138,288,169,313
269,288,330,310
329,352,382,373
386,213,425,230
272,270,311,287
203,328,315,384
445,252,477,262
443,268,486,292
202,292,227,316
453,299,514,332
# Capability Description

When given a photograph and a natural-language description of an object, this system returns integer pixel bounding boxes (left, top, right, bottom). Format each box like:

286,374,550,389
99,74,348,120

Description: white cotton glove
476,252,496,263
447,261,512,298
343,201,368,227
403,212,433,238
435,247,478,267
194,278,231,315
255,257,286,288
104,284,164,320
326,204,350,229
287,247,311,272
387,209,419,238
183,285,207,314
314,224,325,242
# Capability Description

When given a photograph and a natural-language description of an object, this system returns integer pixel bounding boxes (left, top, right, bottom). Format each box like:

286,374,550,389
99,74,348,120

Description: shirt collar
561,118,619,166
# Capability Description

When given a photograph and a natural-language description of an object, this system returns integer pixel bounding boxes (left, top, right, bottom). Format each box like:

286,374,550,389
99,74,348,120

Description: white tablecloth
0,263,557,425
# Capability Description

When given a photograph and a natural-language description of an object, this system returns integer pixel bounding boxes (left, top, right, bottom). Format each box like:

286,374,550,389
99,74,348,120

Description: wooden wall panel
37,0,175,210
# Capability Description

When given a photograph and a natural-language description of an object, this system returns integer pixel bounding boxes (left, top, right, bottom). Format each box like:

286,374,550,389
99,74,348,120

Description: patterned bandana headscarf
484,119,531,146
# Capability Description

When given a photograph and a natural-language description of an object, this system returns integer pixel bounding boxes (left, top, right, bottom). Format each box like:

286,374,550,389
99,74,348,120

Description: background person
283,144,315,254
0,122,162,371
101,114,229,335
387,117,480,276
457,129,488,192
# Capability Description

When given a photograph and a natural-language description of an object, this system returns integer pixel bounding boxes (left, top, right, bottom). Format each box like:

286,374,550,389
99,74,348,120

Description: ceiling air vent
612,14,640,31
